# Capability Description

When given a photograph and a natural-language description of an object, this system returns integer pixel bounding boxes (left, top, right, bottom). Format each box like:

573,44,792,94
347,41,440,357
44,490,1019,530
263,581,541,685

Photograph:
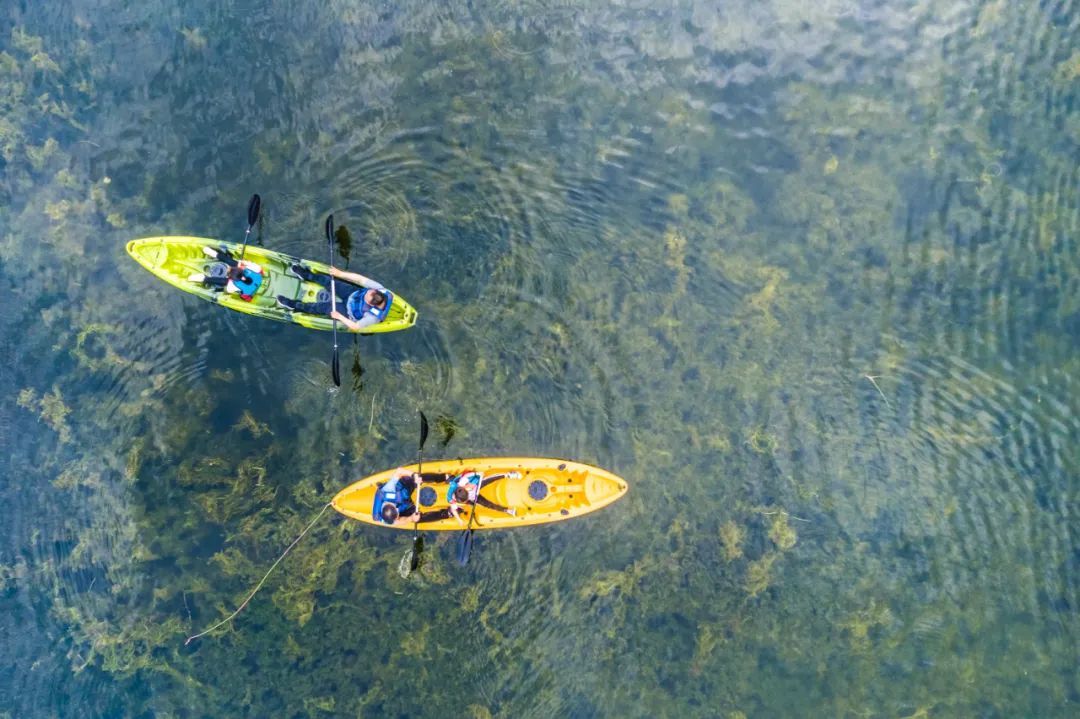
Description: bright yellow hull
126,236,417,334
332,457,628,531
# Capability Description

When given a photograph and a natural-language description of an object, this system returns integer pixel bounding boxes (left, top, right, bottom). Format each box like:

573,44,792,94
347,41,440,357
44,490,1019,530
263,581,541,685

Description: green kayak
126,236,417,334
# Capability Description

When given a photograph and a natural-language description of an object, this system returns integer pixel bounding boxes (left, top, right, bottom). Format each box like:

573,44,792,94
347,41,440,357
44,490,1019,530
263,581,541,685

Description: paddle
456,473,485,566
238,194,261,262
324,214,341,387
409,411,430,571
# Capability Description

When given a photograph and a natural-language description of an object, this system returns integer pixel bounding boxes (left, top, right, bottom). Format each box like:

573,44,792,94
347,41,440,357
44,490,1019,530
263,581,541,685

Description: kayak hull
332,457,628,531
125,236,417,334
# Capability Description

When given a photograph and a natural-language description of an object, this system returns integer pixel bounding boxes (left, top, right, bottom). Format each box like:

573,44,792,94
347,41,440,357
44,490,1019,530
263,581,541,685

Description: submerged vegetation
1,1,1078,717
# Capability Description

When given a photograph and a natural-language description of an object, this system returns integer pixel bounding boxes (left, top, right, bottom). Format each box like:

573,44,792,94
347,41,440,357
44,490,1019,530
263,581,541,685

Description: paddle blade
456,529,474,566
410,535,424,571
332,349,341,387
247,194,261,226
325,214,334,243
419,411,429,451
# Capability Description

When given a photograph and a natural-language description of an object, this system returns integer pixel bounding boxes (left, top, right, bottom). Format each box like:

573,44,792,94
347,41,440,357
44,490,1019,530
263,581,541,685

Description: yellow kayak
126,236,417,334
332,457,628,531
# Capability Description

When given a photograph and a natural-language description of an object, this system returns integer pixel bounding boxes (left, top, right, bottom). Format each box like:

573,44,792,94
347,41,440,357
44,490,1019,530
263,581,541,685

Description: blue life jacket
346,288,393,323
446,471,483,503
231,267,263,300
372,477,413,523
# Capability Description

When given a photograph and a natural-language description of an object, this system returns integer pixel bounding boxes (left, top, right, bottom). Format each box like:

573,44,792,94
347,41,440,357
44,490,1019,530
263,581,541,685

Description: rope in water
185,501,333,645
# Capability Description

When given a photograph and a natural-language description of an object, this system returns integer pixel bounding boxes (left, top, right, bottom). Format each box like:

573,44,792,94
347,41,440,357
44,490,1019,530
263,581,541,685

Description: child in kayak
447,469,520,524
276,264,392,331
188,246,266,300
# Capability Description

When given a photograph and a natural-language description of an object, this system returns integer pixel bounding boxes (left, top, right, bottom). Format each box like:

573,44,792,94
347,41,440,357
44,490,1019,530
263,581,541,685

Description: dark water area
1,0,1077,716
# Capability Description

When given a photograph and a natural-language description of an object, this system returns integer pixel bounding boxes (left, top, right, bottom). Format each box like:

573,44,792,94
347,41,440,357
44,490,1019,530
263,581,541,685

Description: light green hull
126,236,417,334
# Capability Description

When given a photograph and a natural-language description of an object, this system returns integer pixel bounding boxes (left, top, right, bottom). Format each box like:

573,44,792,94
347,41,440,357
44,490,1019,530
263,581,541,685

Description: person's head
228,266,245,282
365,289,387,309
453,487,470,503
380,503,399,524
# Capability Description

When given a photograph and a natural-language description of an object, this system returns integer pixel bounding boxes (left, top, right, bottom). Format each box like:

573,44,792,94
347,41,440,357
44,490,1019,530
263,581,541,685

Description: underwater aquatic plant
719,520,745,561
766,511,797,551
17,385,72,443
232,410,273,438
744,552,777,598
434,413,459,447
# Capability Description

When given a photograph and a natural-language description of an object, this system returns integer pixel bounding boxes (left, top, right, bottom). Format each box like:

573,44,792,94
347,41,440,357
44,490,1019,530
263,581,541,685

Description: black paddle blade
419,411,429,451
325,214,334,243
247,194,261,226
457,529,474,566
332,350,341,387
410,534,424,571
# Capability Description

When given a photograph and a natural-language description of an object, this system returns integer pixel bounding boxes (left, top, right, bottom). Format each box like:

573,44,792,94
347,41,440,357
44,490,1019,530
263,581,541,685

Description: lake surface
1,1,1077,716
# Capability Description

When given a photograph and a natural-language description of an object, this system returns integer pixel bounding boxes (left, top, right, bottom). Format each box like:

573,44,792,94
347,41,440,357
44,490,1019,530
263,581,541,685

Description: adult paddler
277,263,393,331
371,467,424,527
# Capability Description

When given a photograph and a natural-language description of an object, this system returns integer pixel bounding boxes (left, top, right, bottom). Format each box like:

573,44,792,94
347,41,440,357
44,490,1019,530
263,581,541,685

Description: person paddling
188,246,266,300
277,264,393,331
371,467,424,527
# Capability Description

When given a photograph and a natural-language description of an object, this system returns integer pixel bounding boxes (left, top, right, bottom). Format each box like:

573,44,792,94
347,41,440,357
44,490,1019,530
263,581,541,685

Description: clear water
1,1,1077,716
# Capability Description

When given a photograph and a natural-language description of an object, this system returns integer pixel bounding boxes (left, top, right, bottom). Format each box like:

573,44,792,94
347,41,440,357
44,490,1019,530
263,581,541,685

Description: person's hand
413,472,423,486
410,513,421,524
330,310,348,323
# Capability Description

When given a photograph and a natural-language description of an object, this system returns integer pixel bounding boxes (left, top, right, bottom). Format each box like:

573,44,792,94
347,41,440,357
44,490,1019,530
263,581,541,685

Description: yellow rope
185,502,332,645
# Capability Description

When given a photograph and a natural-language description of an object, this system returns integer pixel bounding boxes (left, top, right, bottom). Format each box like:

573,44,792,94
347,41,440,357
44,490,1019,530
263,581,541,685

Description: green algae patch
745,425,779,454
720,520,745,561
745,553,777,598
1057,51,1080,82
840,600,895,652
767,512,797,551
233,410,273,438
17,385,72,443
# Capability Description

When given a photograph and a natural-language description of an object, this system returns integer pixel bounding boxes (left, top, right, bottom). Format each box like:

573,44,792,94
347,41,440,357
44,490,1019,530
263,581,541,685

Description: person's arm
329,267,384,289
393,512,420,527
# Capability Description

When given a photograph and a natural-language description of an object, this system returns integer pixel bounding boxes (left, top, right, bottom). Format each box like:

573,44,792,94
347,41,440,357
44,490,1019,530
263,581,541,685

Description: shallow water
1,0,1077,716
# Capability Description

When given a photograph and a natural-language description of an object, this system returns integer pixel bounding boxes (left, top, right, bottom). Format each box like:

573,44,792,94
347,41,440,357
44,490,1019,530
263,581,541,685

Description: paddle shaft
463,476,485,532
325,215,341,386
457,475,485,565
410,412,430,570
238,226,254,263
239,194,261,263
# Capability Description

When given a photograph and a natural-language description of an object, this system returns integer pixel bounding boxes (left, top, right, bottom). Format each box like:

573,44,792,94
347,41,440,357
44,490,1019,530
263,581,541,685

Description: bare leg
476,496,513,514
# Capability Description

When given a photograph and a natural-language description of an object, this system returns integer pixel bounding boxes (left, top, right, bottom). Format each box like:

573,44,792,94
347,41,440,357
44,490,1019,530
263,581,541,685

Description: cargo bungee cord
185,501,333,645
